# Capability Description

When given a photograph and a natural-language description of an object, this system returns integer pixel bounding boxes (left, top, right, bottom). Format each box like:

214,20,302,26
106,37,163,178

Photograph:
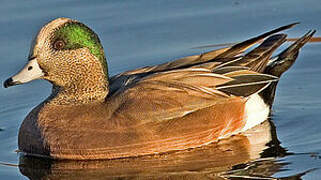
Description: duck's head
4,18,108,92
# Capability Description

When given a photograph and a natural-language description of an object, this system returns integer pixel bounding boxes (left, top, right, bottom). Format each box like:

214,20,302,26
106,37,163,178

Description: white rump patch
242,93,270,131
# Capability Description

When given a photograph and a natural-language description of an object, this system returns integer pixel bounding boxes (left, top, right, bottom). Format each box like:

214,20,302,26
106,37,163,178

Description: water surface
0,0,321,179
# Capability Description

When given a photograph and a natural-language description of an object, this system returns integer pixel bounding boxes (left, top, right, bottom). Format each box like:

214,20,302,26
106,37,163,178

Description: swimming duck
3,18,314,160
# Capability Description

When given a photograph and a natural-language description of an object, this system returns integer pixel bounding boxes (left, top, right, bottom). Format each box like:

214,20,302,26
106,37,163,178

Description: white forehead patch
32,18,74,55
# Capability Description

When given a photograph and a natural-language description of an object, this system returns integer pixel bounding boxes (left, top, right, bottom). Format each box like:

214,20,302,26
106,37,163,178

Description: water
0,0,321,179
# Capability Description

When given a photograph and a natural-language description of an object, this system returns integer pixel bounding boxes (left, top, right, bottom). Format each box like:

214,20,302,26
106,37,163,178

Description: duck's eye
53,40,65,50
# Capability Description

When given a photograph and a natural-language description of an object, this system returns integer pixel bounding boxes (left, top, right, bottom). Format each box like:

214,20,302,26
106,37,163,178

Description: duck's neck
48,71,109,106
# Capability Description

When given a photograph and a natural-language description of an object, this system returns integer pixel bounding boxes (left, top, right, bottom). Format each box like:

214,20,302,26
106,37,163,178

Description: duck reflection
19,119,300,180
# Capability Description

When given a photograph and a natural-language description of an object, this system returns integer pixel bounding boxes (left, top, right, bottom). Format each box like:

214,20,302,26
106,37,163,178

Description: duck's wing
110,68,278,124
110,23,297,79
109,23,297,95
190,33,287,72
108,33,288,96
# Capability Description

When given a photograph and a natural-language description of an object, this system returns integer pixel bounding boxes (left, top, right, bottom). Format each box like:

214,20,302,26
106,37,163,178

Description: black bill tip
4,77,15,88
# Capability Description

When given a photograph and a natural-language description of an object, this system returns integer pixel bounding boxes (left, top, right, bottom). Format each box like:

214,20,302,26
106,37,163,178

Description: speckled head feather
30,18,109,104
52,21,107,75
31,18,107,74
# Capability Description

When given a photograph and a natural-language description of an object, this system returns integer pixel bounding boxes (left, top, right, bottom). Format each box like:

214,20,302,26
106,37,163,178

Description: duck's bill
3,58,44,88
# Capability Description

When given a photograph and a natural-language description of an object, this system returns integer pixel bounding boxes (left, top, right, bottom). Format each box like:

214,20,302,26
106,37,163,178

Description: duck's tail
259,30,316,106
265,30,316,77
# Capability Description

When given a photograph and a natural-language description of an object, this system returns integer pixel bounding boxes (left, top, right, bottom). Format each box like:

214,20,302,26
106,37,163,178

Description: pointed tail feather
192,35,321,49
259,30,316,106
265,30,316,77
231,34,287,73
215,23,298,60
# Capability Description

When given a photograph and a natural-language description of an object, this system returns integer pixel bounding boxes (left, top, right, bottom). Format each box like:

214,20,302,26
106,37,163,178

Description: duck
3,18,315,160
